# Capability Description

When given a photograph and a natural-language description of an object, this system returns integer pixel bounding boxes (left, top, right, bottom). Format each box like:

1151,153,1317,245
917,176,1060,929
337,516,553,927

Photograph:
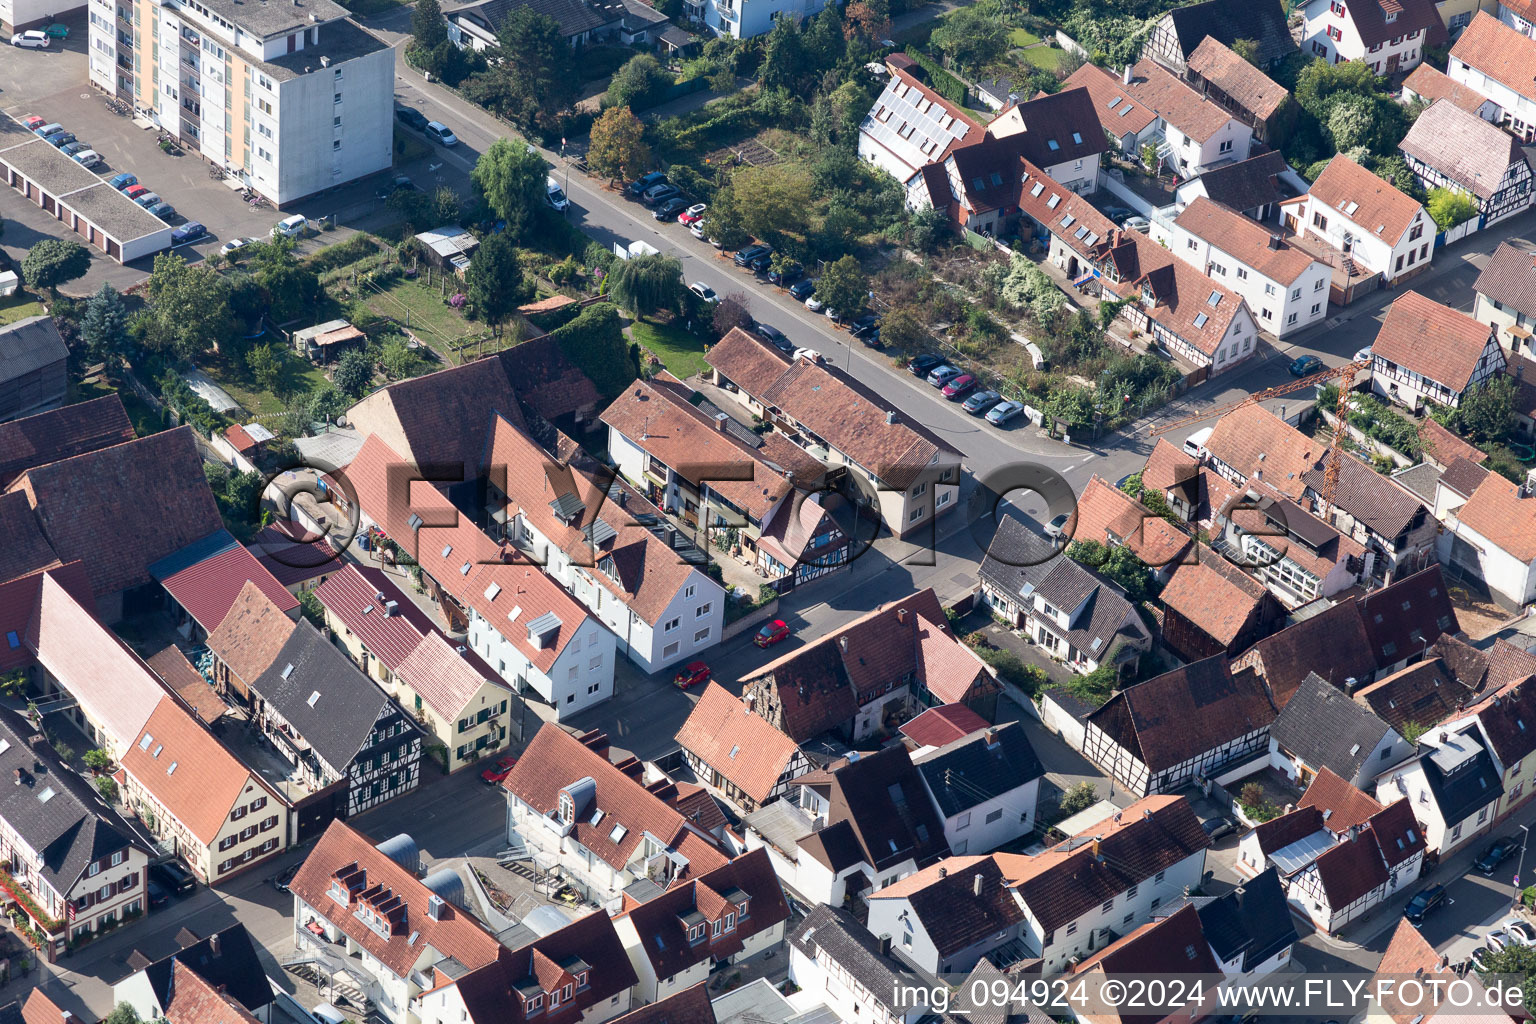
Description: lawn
199,345,329,422
0,293,46,327
1022,45,1067,71
1008,27,1043,46
631,320,710,380
354,274,487,365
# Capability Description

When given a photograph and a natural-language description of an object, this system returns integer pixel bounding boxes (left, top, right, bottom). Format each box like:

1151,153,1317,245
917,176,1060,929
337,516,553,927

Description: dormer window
738,900,750,919
559,793,573,823
713,920,722,938
563,985,573,1001
725,912,737,932
551,990,562,1009
689,924,706,943
577,971,590,989
526,995,543,1014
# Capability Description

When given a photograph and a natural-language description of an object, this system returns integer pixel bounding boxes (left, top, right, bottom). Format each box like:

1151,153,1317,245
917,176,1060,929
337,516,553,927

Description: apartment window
1312,211,1328,230
1291,287,1301,300
694,628,709,643
1311,303,1322,315
1155,870,1165,883
909,508,924,522
588,654,603,670
587,682,600,694
88,862,100,877
218,835,237,852
332,139,341,150
1236,268,1248,280
1395,255,1404,272
333,92,341,103
1218,139,1232,154
1101,898,1114,913
1264,282,1277,296
685,584,695,600
333,116,341,127
257,97,271,114
1327,25,1343,40
910,482,926,497
1187,239,1197,250
664,641,680,658
111,851,123,867
1065,922,1078,936
568,666,578,682
985,809,1003,823
1312,40,1328,55
260,815,278,832
1287,312,1298,325
695,603,712,618
1330,0,1345,11
1315,277,1326,290
1409,223,1423,242
664,617,679,633
231,805,247,822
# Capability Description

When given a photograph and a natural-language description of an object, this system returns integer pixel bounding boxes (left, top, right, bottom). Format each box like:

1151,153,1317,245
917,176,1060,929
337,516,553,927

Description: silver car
986,400,1025,426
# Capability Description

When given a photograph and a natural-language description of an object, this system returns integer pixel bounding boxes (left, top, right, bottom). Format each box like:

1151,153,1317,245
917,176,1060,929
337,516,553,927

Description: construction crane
1149,359,1371,508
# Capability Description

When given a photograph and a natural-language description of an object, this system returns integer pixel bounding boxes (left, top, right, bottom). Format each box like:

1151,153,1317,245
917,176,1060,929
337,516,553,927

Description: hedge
546,302,639,400
903,47,968,106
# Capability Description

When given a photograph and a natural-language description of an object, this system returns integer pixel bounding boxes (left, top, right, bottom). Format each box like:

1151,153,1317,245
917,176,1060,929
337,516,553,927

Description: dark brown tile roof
1236,601,1378,707
146,645,227,724
498,334,601,419
1129,60,1234,142
1354,660,1466,734
675,683,802,805
1368,798,1426,868
1086,657,1275,772
1072,905,1222,1024
1450,13,1536,107
1358,565,1460,665
706,328,793,397
1441,455,1491,498
869,856,1024,958
1189,151,1292,215
1250,806,1327,856
1298,766,1384,830
1310,830,1388,908
6,427,223,599
1470,674,1536,766
1302,453,1426,540
1161,0,1296,65
818,745,949,871
458,912,640,1024
1306,154,1424,245
1187,38,1288,120
0,394,135,490
1342,0,1442,49
619,848,789,979
606,985,716,1024
0,491,59,584
205,581,297,689
1401,100,1526,202
1418,418,1488,469
1159,558,1267,647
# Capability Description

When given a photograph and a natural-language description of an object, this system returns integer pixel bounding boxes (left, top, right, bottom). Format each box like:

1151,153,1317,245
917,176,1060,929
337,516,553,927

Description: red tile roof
1305,154,1425,245
1175,198,1321,285
674,683,802,805
498,336,602,421
1297,766,1383,830
1129,59,1235,142
0,393,135,490
1159,558,1267,646
145,645,227,725
154,533,298,631
605,984,716,1024
1061,64,1159,137
1100,229,1253,358
6,427,224,599
396,632,508,721
224,424,259,454
1418,417,1488,469
21,990,83,1024
1403,63,1494,115
206,581,298,690
1453,470,1536,562
900,704,990,749
1203,404,1323,499
1450,13,1536,105
163,960,260,1024
1068,474,1191,567
1142,438,1199,500
290,819,503,978
1376,921,1448,1024
1072,905,1222,1024
316,564,441,671
1374,291,1501,393
1187,37,1288,120
504,725,730,876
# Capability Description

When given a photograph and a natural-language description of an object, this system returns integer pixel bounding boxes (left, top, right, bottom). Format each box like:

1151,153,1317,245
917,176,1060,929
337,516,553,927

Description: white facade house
790,906,933,1024
1164,197,1332,338
1127,60,1254,179
466,607,617,719
88,0,394,205
1435,465,1536,610
1375,728,1504,857
911,722,1043,856
1449,13,1536,141
1298,0,1435,74
857,59,980,185
1282,155,1433,287
691,0,824,38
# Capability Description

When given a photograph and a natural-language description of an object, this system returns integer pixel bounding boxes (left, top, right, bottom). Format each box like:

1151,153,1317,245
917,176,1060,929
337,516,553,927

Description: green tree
1057,781,1098,817
21,239,90,293
1427,186,1478,231
299,588,326,627
464,232,533,336
1118,471,1143,497
703,183,751,251
411,0,448,48
1294,58,1381,122
931,4,1007,74
1326,93,1376,151
305,382,349,424
380,336,425,380
246,342,283,393
1459,376,1517,444
1473,943,1536,1004
492,8,578,128
255,251,321,324
1230,37,1261,66
815,255,867,317
759,16,811,92
96,776,119,803
607,253,686,320
732,163,814,241
104,1005,143,1024
471,138,550,244
588,106,651,182
145,253,234,363
843,0,890,44
80,282,129,367
1368,154,1425,203
83,748,112,772
906,206,949,252
431,186,462,226
333,349,374,399
878,305,928,351
607,53,673,110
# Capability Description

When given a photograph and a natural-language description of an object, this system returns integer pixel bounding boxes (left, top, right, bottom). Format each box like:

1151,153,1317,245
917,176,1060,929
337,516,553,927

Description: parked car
654,196,689,221
755,324,792,351
220,236,256,257
271,862,300,893
942,373,976,399
71,149,103,169
21,116,46,131
962,389,1001,415
1487,929,1517,952
132,191,161,209
746,250,774,273
674,660,710,690
58,141,89,157
1468,947,1494,973
424,121,458,146
1476,836,1521,875
1403,884,1446,924
768,261,803,286
626,171,667,197
753,619,791,648
1044,512,1072,538
145,878,169,909
1202,816,1238,841
108,172,138,191
123,184,149,200
642,183,681,206
734,243,772,268
688,281,718,305
1354,346,1373,363
44,131,76,148
1122,216,1150,232
146,202,176,221
1507,921,1536,946
789,279,815,302
271,214,307,239
11,29,50,47
1183,426,1213,458
850,314,880,339
395,107,430,131
678,203,707,226
908,354,945,377
804,293,825,313
311,1005,348,1024
546,177,571,212
689,221,708,240
986,399,1026,426
479,753,518,784
32,122,63,139
171,221,205,245
150,860,196,895
1289,354,1323,377
1101,205,1134,223
926,365,962,388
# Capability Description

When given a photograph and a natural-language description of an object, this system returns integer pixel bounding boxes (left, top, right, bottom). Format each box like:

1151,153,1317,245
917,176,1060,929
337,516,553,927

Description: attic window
888,783,906,804
36,786,54,803
1408,829,1417,842
167,762,178,776
1075,226,1090,240
888,839,899,853
1194,313,1210,329
153,745,162,758
441,544,453,559
730,745,741,758
1383,641,1398,657
1107,97,1122,110
1047,139,1060,151
460,562,472,576
610,823,629,843
1061,214,1076,228
1345,201,1360,216
1030,182,1044,197
281,663,295,680
308,690,322,707
485,583,502,601
407,513,423,531
1047,194,1062,209
1401,601,1412,611
139,734,154,751
1185,945,1198,960
1207,291,1222,307
1521,720,1527,732
1091,637,1104,651
3,632,16,650
1350,743,1361,756
1072,132,1083,144
990,172,1003,186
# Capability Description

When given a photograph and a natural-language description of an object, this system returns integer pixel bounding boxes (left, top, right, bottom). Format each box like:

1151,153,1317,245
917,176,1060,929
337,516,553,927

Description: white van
271,214,307,239
310,1004,347,1024
546,176,570,212
1182,426,1213,458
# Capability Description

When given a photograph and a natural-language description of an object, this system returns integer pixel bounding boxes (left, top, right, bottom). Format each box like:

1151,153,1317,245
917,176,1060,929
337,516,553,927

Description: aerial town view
5,0,1536,1014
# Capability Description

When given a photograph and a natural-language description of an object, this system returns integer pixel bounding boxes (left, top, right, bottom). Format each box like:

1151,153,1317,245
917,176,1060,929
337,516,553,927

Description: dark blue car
171,221,204,244
108,172,137,191
1289,355,1323,377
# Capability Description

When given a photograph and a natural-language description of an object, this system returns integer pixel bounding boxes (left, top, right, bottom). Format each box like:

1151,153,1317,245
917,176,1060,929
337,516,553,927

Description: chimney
877,935,892,957
897,608,909,625
714,412,729,432
428,894,446,921
1267,235,1282,250
210,932,222,957
839,636,848,653
1090,838,1101,860
938,866,948,878
886,409,897,425
384,600,398,616
1123,65,1133,85
319,53,329,65
973,873,984,897
984,728,998,747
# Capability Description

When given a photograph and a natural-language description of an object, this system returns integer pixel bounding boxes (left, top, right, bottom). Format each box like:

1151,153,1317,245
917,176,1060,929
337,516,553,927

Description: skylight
1047,139,1060,151
1047,194,1061,208
460,562,472,576
362,604,374,615
485,583,502,601
1345,201,1360,216
308,690,321,708
1194,313,1210,329
730,745,741,758
407,513,423,531
1075,226,1089,239
167,762,178,776
37,787,54,803
508,605,523,624
1061,214,1076,228
1207,291,1222,307
1119,105,1134,117
1030,182,1044,197
1072,132,1083,144
281,663,294,680
153,745,162,758
441,544,453,558
610,823,629,843
1107,97,1122,110
590,809,604,825
139,734,154,751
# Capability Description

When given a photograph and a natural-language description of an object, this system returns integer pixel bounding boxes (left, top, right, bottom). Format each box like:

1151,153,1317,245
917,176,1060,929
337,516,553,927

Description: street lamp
1515,824,1530,906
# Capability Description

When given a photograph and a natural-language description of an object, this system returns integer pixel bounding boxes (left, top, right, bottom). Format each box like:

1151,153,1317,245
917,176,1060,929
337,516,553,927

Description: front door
1386,53,1400,72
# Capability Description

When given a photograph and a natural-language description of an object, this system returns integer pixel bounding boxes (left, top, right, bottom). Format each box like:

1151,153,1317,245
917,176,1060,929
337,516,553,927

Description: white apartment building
1281,153,1433,286
1128,60,1254,179
1162,197,1331,337
87,0,393,204
1449,13,1536,141
692,0,824,38
1298,0,1436,74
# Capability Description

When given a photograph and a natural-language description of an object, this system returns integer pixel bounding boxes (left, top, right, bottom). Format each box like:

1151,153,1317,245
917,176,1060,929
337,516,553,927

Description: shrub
1239,781,1264,807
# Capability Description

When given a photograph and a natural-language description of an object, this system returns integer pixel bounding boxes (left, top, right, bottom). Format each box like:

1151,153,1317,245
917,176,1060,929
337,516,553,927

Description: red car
678,202,707,226
22,115,44,131
942,374,976,399
675,660,710,689
124,184,150,200
480,754,517,784
754,619,791,648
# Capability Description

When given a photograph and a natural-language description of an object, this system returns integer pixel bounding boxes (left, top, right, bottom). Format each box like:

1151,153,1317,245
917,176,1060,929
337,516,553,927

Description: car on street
734,242,772,268
942,374,976,399
480,753,518,784
674,660,710,690
220,236,256,257
272,214,307,239
32,122,63,139
654,196,688,221
44,131,76,148
850,314,880,339
1354,346,1373,363
1476,836,1521,874
1202,816,1238,841
1289,354,1324,377
132,191,161,208
626,171,666,197
11,29,50,47
150,860,196,895
271,862,300,893
679,203,707,225
108,172,137,191
1404,884,1446,924
962,389,1001,415
145,877,169,909
926,365,962,388
1044,512,1072,538
71,150,103,169
755,324,792,351
908,354,945,377
311,1005,348,1024
754,619,791,648
147,202,177,221
123,184,149,200
21,116,46,131
395,107,430,131
986,399,1026,426
424,121,458,146
171,221,205,245
768,261,803,286
377,174,420,200
642,183,681,206
690,221,709,240
789,279,816,302
688,281,718,305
